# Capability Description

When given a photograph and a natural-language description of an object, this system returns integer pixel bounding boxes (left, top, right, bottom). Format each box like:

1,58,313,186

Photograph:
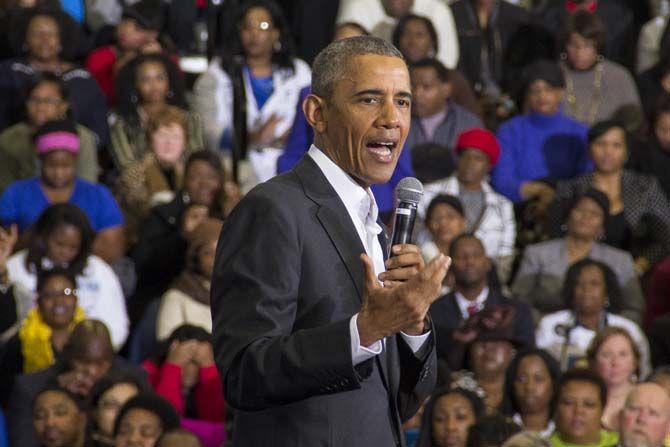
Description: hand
57,370,96,396
193,342,215,367
0,225,17,274
634,257,650,276
357,253,450,345
248,114,284,147
166,340,198,367
519,181,554,201
182,205,209,237
378,244,424,287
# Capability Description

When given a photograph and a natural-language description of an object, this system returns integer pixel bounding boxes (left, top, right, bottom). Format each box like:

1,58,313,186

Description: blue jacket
278,87,415,213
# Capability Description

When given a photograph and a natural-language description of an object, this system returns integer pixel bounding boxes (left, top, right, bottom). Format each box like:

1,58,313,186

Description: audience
0,7,109,145
550,368,619,447
6,204,128,350
514,189,644,323
113,393,181,447
491,60,590,204
617,382,670,447
87,371,146,447
0,1,667,445
535,260,650,374
416,383,486,447
504,349,561,438
0,73,98,191
552,120,670,274
421,129,515,282
406,59,482,156
32,386,87,447
110,52,203,171
156,219,222,340
587,327,648,431
559,12,642,127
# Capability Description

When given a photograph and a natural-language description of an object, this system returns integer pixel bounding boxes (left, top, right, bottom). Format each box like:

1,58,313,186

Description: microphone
390,177,424,255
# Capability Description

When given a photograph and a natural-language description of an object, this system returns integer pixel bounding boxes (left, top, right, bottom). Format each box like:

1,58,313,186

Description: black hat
122,0,164,32
523,59,566,89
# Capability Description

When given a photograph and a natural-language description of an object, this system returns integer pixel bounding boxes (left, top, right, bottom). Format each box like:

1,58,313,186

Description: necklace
563,61,604,125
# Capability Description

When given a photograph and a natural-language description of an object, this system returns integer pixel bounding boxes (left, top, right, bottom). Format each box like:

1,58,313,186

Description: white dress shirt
308,146,430,365
454,286,489,319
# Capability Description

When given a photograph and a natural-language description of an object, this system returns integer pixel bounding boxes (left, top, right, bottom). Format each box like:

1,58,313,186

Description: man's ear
442,81,453,100
303,93,328,134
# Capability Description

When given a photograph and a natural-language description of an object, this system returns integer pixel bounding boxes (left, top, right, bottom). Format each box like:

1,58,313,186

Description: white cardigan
7,250,129,350
193,58,312,153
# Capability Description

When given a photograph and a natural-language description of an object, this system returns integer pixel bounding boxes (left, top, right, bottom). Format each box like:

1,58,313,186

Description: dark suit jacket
211,156,436,446
429,288,535,371
6,358,145,447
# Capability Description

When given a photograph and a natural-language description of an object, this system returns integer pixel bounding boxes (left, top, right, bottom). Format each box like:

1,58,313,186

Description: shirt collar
307,145,380,228
454,286,489,319
512,414,556,439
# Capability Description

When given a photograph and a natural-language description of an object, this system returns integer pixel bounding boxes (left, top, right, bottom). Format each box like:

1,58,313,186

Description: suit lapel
294,156,367,302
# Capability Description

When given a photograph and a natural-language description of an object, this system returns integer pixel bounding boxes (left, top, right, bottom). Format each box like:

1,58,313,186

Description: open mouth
366,140,397,163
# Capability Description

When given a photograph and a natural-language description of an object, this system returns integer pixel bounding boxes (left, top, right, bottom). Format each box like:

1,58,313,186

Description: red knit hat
455,128,501,166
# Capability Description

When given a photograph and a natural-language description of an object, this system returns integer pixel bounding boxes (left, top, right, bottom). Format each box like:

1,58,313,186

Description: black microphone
390,177,424,255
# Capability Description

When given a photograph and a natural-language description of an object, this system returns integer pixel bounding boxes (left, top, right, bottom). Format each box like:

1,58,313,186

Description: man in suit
211,36,450,446
430,233,535,370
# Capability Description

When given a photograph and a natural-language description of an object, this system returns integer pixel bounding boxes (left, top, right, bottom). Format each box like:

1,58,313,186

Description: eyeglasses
39,288,77,300
239,20,273,32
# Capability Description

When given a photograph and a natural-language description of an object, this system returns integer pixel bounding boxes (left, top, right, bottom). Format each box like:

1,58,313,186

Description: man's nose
377,100,400,128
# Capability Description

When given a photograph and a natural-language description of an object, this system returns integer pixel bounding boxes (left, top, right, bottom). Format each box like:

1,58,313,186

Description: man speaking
211,36,450,446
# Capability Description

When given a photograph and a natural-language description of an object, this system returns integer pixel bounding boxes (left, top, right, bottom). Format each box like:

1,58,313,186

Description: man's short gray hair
311,36,405,99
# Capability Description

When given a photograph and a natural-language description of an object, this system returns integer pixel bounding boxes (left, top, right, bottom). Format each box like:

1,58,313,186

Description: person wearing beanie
0,120,125,265
156,218,223,340
420,128,516,283
405,58,482,158
85,0,168,105
491,59,591,204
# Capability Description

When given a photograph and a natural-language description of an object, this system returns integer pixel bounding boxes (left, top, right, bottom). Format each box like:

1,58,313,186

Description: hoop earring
167,90,174,99
273,40,282,52
130,93,138,104
560,52,567,60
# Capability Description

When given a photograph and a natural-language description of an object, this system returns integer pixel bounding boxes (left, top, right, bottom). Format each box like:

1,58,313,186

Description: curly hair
10,6,81,62
114,53,187,125
392,14,438,58
561,258,624,314
219,0,297,74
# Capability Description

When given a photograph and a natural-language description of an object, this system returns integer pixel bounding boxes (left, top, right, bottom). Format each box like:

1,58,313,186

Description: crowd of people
1,0,670,446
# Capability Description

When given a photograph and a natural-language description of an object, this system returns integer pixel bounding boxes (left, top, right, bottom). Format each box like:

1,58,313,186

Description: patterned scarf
18,306,86,373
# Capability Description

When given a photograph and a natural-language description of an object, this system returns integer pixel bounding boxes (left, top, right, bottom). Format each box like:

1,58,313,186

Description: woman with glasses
193,0,311,182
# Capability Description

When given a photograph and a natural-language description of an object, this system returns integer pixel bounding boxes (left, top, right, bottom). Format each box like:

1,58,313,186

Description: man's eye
397,99,410,107
361,97,379,104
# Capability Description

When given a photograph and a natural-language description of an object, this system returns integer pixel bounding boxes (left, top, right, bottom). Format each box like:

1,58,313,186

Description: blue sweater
492,111,591,202
277,86,415,213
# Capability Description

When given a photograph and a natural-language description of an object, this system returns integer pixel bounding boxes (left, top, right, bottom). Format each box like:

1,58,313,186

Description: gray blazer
512,238,644,323
211,156,436,446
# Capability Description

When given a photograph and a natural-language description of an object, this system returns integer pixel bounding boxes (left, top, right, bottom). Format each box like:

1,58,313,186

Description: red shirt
85,45,118,106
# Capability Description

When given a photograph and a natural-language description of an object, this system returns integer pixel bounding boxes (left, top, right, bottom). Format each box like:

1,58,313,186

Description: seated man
420,128,515,282
406,58,482,156
492,60,591,204
6,320,145,447
429,234,534,369
618,382,670,447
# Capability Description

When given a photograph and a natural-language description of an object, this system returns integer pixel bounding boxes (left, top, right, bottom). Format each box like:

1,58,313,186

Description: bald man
619,382,670,447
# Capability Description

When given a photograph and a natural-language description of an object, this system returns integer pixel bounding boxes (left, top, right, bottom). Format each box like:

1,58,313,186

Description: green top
550,430,619,447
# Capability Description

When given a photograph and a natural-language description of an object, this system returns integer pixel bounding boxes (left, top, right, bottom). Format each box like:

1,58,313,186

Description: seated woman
587,327,643,432
141,325,225,447
0,7,109,145
6,204,128,350
116,106,192,246
504,349,561,438
550,368,618,447
0,119,125,264
33,386,87,447
551,120,670,275
416,381,486,447
535,259,650,375
132,150,236,319
559,12,642,127
421,194,467,264
392,14,480,117
0,73,98,191
113,393,181,447
156,219,222,341
0,268,84,404
193,0,311,183
88,371,146,447
514,189,644,323
110,53,202,170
